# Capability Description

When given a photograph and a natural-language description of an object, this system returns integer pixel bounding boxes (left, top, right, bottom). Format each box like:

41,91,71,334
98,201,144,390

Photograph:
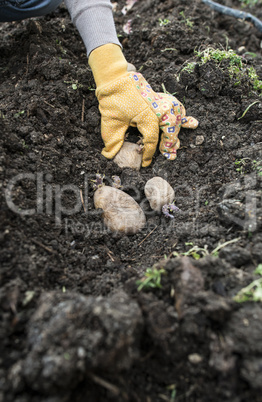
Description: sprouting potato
127,62,136,72
113,142,142,170
94,185,146,234
145,177,175,212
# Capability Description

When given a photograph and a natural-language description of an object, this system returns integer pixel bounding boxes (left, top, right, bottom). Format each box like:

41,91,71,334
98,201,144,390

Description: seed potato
94,186,146,234
113,142,142,170
145,177,175,212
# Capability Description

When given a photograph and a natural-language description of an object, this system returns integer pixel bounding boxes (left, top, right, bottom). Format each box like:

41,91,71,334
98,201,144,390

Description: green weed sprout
181,62,196,73
247,67,262,91
173,245,209,260
237,100,260,120
14,110,25,118
196,48,243,68
234,158,250,174
21,139,28,149
252,160,262,176
254,264,262,275
179,11,194,28
173,238,241,260
136,267,166,291
64,80,83,90
239,0,261,8
193,47,262,93
159,18,170,26
234,158,262,176
234,264,262,303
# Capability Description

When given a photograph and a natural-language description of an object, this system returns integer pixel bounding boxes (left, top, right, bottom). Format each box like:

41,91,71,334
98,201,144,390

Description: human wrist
65,0,121,57
88,44,128,91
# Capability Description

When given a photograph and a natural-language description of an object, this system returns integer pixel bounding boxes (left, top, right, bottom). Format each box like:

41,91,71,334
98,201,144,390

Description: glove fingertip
142,158,152,167
162,152,177,160
101,140,124,160
182,116,199,129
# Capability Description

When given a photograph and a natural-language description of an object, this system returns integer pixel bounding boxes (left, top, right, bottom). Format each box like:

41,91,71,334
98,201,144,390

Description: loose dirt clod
145,177,175,212
113,142,142,170
94,185,146,234
22,291,143,393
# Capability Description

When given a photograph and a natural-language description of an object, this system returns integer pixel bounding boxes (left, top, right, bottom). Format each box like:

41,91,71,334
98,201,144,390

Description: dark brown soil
1,0,262,401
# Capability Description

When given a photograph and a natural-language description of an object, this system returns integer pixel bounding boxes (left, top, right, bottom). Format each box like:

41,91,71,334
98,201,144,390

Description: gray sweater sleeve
64,0,121,57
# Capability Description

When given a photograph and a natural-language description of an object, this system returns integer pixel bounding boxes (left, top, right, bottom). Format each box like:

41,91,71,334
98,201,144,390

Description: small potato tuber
145,177,175,212
94,186,146,234
127,62,136,72
113,142,142,170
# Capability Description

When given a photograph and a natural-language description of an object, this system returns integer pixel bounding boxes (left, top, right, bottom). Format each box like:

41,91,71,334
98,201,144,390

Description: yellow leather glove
89,44,199,167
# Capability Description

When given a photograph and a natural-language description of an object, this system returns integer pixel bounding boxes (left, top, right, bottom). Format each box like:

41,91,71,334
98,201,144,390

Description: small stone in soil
195,135,205,145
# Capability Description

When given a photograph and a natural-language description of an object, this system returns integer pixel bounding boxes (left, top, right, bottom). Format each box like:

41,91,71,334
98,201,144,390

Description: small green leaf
254,264,262,276
191,252,201,260
253,287,262,301
136,268,166,291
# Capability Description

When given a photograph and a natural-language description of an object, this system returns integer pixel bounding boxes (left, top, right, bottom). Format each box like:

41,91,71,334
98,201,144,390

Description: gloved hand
89,44,198,167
